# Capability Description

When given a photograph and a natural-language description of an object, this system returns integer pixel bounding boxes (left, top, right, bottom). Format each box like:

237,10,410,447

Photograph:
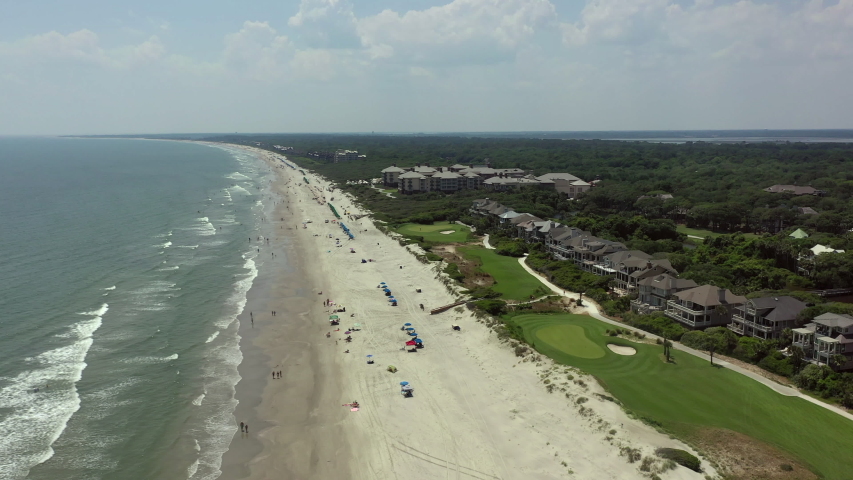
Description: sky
1,0,852,135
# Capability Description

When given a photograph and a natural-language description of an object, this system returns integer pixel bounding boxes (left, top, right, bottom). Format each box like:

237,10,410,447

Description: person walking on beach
240,422,245,432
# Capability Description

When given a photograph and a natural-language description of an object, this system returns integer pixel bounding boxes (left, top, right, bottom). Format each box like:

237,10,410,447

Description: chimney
718,288,726,304
417,163,421,167
393,163,397,167
646,261,653,270
426,163,430,167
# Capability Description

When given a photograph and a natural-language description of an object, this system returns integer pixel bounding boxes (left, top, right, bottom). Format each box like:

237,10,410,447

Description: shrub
424,252,443,262
475,299,508,316
780,464,794,472
443,262,465,283
655,448,701,472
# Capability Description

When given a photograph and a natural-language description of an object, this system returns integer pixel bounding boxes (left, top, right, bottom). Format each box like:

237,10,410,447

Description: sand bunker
440,230,455,234
607,344,637,356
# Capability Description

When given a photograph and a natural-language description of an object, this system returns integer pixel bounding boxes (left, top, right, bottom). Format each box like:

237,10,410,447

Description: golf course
458,246,546,301
395,221,471,243
511,312,853,479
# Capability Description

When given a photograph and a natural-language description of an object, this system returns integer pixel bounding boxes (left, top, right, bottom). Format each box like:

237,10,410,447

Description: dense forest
207,134,853,292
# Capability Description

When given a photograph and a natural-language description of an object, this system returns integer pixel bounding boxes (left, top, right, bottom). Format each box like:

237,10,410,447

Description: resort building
728,296,806,340
665,285,747,329
382,164,588,195
334,150,359,163
792,313,853,370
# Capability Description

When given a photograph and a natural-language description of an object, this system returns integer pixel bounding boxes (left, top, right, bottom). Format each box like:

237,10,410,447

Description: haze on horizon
1,0,852,136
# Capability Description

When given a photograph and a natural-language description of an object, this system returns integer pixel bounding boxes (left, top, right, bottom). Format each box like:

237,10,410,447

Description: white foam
187,458,199,478
205,331,219,343
0,304,106,479
225,172,250,181
174,245,199,249
229,185,252,196
104,286,116,291
121,353,178,365
158,266,180,271
195,217,216,236
192,391,206,406
154,241,173,249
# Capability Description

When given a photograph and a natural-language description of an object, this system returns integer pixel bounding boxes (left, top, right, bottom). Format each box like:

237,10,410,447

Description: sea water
0,138,271,479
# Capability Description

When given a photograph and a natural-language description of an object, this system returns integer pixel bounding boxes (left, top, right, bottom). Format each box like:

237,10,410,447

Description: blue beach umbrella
405,327,415,331
400,381,409,386
414,339,423,344
404,323,412,326
366,355,373,358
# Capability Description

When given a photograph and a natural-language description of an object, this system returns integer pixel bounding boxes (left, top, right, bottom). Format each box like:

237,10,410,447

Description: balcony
731,314,775,333
727,322,744,335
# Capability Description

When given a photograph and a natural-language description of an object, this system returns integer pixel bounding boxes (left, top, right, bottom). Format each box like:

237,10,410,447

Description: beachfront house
381,165,405,187
631,274,698,313
382,164,588,195
665,285,747,329
763,185,824,196
728,296,806,340
792,313,853,370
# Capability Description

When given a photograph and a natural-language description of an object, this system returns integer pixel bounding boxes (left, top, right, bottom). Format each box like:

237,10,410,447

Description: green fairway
511,313,853,479
536,324,605,359
677,225,758,241
395,221,471,243
458,247,545,301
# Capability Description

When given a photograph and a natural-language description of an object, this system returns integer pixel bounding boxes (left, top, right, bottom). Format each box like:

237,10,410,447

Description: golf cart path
516,256,853,423
482,234,496,250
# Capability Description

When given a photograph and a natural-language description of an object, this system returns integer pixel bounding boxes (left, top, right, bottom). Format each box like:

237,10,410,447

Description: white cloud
0,29,166,69
357,0,558,65
287,0,360,48
223,21,294,78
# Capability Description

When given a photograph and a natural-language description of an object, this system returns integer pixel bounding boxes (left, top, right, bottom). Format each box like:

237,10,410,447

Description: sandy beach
219,144,716,480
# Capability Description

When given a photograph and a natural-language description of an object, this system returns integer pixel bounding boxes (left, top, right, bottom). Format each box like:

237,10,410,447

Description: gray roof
743,296,807,322
674,285,747,307
399,171,425,179
499,211,521,219
509,213,542,225
764,185,819,195
637,273,698,290
381,166,404,173
814,312,853,329
537,172,581,181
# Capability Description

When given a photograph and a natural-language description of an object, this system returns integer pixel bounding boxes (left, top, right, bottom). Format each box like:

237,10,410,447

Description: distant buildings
335,150,359,163
764,184,824,196
381,162,590,196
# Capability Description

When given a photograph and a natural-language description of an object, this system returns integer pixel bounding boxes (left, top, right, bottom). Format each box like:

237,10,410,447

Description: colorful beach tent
405,340,416,346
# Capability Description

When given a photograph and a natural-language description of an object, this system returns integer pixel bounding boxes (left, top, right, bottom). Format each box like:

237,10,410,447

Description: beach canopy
354,323,361,328
329,315,339,319
405,340,416,346
400,381,409,386
414,339,423,344
405,327,415,331
401,385,413,391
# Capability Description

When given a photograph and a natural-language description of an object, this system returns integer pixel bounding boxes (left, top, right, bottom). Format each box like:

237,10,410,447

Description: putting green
535,324,605,359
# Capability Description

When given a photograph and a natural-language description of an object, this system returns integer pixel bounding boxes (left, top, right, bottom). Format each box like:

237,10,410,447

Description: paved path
482,234,495,250
515,256,853,422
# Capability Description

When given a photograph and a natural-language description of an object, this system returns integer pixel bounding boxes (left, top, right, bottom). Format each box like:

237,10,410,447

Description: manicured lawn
396,221,471,243
511,313,853,480
677,225,758,241
458,247,545,301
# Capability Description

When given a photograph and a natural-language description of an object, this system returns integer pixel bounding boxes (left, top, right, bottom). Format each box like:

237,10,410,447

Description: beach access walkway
515,255,853,422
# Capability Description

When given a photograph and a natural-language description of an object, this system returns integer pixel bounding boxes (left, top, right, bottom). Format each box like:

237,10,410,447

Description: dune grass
510,312,853,480
458,247,545,301
395,221,471,243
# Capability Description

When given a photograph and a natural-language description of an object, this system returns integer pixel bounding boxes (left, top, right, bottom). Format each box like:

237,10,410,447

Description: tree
788,345,806,374
830,354,848,371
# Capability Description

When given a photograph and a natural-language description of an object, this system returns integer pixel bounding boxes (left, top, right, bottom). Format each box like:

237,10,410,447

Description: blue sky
1,0,851,134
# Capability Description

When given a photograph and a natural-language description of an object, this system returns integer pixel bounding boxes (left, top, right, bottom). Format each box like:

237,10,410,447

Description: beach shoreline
215,143,714,480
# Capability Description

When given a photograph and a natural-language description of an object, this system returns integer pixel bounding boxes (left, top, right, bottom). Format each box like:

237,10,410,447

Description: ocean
0,138,272,479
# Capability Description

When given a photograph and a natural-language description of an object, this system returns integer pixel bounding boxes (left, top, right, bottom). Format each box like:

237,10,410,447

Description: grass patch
458,247,545,301
395,221,471,243
677,225,758,241
509,313,853,480
535,324,605,359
